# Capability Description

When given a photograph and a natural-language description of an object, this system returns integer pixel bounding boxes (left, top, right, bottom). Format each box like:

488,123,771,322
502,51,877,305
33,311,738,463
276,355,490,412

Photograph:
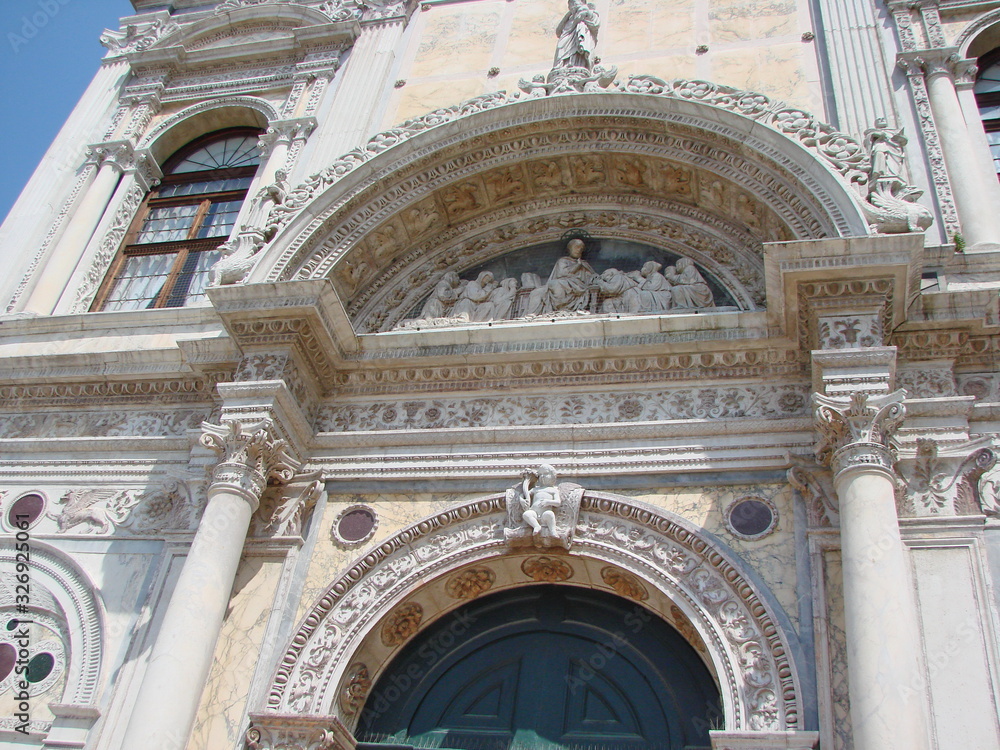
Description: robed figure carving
554,0,600,70
524,238,597,316
505,464,584,550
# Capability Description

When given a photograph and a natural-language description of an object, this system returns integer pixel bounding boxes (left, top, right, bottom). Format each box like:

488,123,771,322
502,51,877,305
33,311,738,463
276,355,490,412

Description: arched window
92,128,262,311
975,51,1000,179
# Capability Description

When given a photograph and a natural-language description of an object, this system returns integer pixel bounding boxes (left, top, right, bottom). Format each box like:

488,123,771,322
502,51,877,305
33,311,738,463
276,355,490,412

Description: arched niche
262,492,806,735
248,92,872,333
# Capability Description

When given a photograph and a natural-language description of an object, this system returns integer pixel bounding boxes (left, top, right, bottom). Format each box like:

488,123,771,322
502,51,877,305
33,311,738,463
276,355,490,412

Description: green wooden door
358,585,718,750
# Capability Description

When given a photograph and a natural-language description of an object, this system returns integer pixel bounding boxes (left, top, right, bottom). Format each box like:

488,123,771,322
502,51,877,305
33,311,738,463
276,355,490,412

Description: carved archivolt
263,493,805,733
0,541,103,708
250,94,873,328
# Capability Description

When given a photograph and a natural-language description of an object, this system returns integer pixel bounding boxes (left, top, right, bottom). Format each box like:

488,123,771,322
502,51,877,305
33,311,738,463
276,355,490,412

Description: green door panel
358,585,719,750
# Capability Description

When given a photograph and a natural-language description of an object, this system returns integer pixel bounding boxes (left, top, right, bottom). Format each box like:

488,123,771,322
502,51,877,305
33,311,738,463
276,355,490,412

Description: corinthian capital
200,420,300,506
813,390,906,477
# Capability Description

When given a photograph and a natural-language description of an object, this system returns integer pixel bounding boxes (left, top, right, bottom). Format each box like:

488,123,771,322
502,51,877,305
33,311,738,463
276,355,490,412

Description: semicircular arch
140,97,277,165
0,540,104,707
263,491,805,734
248,91,874,331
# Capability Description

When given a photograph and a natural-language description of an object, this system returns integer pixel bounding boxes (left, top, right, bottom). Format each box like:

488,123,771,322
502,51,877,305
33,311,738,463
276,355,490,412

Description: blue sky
0,0,135,224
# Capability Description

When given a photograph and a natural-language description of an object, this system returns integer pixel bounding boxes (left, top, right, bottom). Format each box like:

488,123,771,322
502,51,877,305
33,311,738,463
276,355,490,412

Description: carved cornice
0,377,223,408
813,390,906,478
200,420,300,506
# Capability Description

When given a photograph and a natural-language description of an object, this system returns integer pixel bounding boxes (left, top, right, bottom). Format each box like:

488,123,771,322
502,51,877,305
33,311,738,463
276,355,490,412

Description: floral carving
338,663,371,717
317,384,810,432
200,420,300,501
669,604,706,652
445,568,496,600
601,566,648,601
813,390,906,476
521,556,573,582
380,602,423,646
264,76,925,243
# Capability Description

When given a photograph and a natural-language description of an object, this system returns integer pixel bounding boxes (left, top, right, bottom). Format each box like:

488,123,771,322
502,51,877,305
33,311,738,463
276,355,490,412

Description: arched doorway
357,585,720,750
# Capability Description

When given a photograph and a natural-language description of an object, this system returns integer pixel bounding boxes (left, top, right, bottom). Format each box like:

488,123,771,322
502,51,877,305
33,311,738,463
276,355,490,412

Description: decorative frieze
317,383,810,432
0,409,208,440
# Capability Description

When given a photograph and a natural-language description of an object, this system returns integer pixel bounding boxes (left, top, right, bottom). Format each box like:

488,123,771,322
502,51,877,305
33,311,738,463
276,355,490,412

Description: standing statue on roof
554,0,600,70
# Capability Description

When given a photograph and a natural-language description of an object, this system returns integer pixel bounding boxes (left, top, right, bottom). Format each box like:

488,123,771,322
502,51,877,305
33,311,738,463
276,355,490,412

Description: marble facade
4,1,1000,750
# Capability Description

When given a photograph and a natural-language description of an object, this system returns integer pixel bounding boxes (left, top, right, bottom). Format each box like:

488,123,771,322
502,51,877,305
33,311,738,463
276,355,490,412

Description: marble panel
392,78,489,126
188,557,283,750
709,0,797,43
408,4,503,80
711,44,817,113
821,549,852,750
616,56,699,84
503,0,565,68
605,0,696,56
911,544,1000,750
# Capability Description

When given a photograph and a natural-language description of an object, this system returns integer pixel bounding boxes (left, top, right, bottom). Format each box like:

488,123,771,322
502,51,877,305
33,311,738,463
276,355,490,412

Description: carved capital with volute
200,419,300,509
813,390,906,479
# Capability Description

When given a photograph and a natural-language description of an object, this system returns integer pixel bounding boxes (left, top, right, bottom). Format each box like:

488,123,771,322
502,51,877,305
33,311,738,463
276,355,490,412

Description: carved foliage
813,390,906,473
200,420,300,500
521,556,573,583
601,566,648,601
897,439,997,517
266,495,801,732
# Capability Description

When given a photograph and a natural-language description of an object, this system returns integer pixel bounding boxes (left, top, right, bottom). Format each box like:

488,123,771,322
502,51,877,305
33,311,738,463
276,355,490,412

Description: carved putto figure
554,0,600,70
504,464,584,549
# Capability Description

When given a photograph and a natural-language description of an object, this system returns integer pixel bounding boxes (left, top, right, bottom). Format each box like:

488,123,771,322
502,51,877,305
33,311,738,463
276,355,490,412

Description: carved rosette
813,390,906,479
200,420,300,507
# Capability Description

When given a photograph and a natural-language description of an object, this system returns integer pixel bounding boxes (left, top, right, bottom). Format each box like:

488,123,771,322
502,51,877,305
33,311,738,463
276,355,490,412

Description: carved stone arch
955,10,1000,58
247,91,874,331
0,540,103,707
140,98,278,165
263,492,805,735
151,3,356,53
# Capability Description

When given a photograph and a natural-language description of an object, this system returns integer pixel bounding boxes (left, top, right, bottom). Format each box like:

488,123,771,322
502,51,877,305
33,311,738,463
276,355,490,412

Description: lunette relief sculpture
504,464,583,549
401,237,716,328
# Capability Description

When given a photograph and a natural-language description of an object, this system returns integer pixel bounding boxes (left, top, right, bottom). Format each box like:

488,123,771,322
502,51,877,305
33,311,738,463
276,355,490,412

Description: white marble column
813,391,931,750
120,420,298,750
922,53,1000,250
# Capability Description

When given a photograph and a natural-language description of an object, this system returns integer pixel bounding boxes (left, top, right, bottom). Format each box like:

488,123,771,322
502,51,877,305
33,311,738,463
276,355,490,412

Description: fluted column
813,390,930,750
120,420,299,750
920,52,1000,249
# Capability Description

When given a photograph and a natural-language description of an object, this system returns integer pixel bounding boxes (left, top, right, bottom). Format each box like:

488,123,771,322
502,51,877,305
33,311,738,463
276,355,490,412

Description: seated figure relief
401,238,717,328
